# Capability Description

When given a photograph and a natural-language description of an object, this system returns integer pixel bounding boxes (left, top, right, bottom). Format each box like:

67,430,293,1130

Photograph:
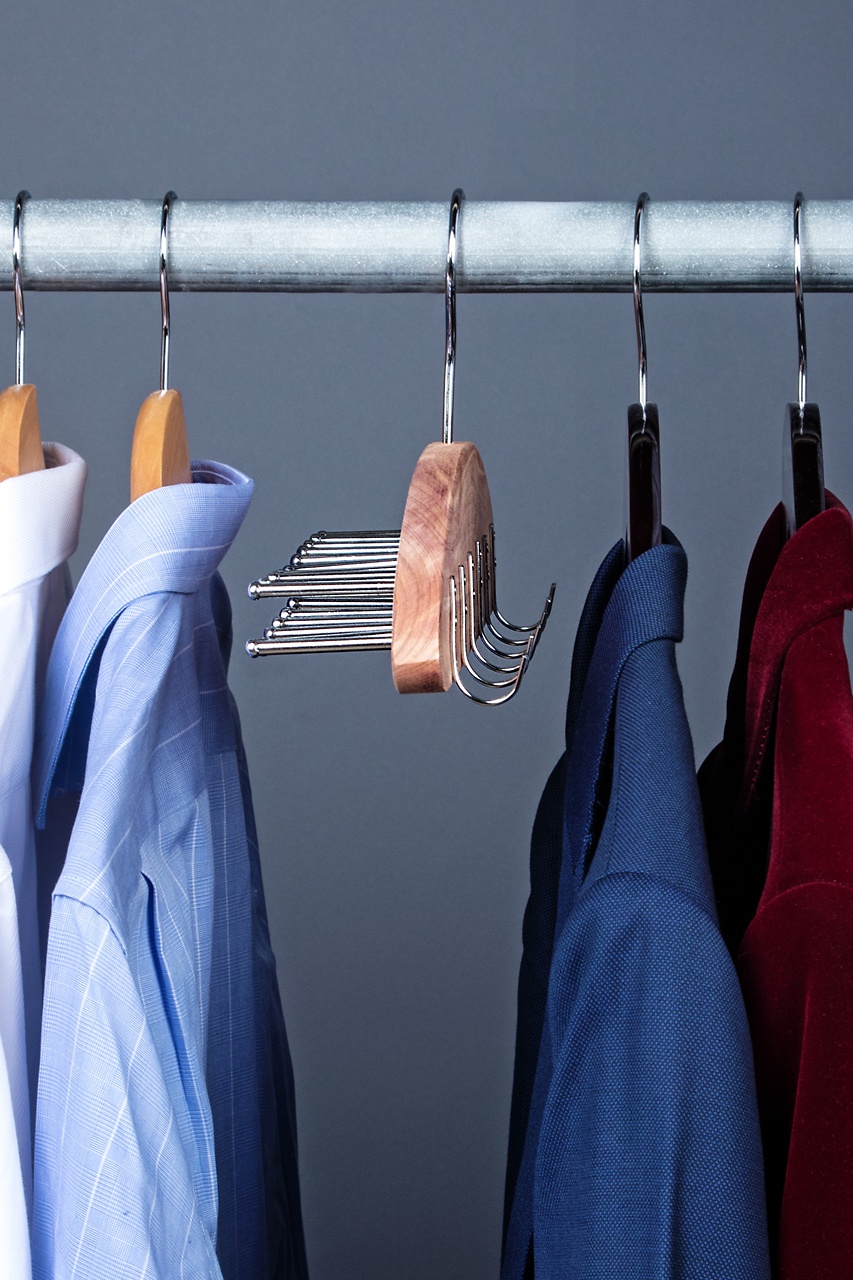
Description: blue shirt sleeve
32,896,223,1280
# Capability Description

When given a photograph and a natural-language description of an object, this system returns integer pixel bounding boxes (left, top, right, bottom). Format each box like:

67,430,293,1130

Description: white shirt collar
0,442,87,596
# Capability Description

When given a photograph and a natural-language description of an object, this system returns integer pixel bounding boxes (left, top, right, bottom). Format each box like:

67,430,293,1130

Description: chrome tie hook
783,191,825,534
13,191,29,386
633,191,648,415
159,190,176,392
794,190,807,415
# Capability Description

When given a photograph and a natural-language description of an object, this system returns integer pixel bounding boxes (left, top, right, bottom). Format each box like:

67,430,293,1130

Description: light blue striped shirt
33,462,308,1280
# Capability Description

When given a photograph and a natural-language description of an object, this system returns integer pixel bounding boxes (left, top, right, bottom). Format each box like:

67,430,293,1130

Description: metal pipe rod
6,199,853,293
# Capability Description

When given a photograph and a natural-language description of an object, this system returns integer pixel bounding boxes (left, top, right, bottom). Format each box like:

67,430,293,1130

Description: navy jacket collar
562,533,687,904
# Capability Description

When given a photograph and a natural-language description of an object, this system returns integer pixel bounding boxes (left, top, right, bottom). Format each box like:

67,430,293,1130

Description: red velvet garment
699,496,853,1279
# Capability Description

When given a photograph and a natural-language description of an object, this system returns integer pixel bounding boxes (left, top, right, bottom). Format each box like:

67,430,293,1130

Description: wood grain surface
130,389,192,503
391,441,493,693
0,384,45,482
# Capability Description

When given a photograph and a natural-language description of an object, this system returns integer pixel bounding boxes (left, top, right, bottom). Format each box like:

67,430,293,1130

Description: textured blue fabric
503,543,623,1244
32,463,308,1280
503,535,770,1280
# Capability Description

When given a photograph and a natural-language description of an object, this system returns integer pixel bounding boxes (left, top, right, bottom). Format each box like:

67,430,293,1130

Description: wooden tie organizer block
248,438,553,704
391,440,491,693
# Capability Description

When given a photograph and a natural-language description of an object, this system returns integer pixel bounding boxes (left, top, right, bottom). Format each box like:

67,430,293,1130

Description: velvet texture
699,495,853,1280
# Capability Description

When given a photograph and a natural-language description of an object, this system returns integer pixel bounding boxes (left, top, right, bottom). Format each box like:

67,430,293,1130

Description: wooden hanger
130,389,191,502
0,383,45,481
626,402,662,561
783,402,825,536
0,193,45,482
129,192,191,503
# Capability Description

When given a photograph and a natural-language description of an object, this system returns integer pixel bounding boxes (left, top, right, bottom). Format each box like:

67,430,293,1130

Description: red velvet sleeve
738,882,853,1280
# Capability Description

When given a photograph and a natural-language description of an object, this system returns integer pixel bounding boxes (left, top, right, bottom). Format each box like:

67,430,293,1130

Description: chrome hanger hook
794,191,807,414
13,190,29,386
159,191,177,392
633,192,649,414
442,188,463,445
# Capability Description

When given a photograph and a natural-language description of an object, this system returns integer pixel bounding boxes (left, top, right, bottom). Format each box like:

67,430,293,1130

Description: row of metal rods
246,528,553,698
247,530,400,654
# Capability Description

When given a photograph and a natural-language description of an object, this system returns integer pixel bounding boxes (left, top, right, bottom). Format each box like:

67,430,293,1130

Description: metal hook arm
13,191,29,386
160,191,177,392
633,192,649,412
449,574,531,705
794,191,807,412
442,188,463,445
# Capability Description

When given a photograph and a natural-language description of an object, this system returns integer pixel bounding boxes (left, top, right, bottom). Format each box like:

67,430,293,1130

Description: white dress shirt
0,441,86,1278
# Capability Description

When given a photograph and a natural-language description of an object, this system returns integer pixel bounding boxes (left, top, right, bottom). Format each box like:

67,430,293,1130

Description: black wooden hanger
783,192,825,537
626,192,662,562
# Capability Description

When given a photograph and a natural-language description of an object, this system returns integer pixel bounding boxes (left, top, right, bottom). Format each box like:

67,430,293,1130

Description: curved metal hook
794,191,807,413
633,192,649,414
160,191,177,392
13,191,29,386
473,543,530,662
449,574,531,705
443,188,463,445
461,555,525,681
448,552,553,705
486,527,550,637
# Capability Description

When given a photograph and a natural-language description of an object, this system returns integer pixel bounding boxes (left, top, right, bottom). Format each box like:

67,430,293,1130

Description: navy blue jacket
503,536,770,1279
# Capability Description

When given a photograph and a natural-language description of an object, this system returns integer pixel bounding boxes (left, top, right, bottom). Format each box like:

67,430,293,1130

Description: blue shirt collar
562,532,687,901
35,460,253,825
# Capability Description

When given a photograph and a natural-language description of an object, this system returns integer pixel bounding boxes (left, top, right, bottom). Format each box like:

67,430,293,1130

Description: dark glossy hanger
783,192,825,537
626,192,662,562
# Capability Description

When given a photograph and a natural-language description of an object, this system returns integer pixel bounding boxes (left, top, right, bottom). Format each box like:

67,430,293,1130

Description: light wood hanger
129,192,191,503
130,389,190,503
0,192,45,482
0,384,45,481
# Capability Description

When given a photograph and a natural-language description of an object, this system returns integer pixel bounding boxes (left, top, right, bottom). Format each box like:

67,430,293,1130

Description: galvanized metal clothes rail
4,199,853,292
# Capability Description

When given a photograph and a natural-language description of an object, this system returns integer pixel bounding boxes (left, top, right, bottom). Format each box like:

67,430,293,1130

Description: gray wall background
4,2,853,1276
